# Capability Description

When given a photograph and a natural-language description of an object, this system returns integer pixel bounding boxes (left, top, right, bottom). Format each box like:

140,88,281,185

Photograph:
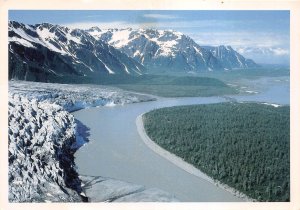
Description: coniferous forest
143,103,290,201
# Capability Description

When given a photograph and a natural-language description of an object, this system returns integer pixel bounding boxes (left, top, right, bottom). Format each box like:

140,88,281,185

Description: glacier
9,93,82,202
8,81,177,202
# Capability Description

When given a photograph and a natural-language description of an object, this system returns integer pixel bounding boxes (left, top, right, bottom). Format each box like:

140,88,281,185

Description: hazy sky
9,10,290,64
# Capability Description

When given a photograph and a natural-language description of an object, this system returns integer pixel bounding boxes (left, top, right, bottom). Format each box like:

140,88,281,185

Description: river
73,76,289,202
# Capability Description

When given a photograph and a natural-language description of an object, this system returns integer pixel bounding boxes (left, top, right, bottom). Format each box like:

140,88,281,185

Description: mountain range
8,21,259,82
87,27,258,71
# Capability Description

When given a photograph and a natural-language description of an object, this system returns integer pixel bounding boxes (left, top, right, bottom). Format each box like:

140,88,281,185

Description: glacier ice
8,81,177,202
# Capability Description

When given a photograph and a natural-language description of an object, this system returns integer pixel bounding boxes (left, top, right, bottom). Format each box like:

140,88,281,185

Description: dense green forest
143,103,290,201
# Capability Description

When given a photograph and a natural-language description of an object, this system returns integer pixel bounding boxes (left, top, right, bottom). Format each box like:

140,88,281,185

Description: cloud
85,15,103,18
143,14,177,19
62,20,164,29
236,47,289,56
62,21,137,29
272,48,290,56
62,19,243,31
187,31,289,49
235,47,289,64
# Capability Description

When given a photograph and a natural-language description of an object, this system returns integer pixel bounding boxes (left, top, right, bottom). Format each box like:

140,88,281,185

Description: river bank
136,114,254,202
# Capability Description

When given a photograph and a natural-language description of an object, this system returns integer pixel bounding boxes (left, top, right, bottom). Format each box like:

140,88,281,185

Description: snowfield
8,81,174,202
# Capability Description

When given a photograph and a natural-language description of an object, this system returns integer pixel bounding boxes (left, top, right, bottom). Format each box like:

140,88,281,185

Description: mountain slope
87,27,258,72
8,21,145,82
202,45,259,69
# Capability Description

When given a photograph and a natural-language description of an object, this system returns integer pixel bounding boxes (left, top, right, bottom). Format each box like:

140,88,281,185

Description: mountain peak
88,26,102,32
35,22,56,29
218,45,233,51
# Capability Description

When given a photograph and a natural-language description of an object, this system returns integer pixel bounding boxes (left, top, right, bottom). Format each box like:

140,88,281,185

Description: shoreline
136,113,254,202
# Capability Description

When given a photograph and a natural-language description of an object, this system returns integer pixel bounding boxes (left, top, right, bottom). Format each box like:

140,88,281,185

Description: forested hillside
143,103,289,201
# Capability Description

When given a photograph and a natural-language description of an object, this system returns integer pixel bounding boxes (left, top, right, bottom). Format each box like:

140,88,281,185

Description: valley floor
7,74,289,202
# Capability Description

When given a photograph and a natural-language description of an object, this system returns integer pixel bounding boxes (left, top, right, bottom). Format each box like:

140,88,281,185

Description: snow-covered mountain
8,21,260,82
202,45,259,70
8,21,145,81
87,27,258,71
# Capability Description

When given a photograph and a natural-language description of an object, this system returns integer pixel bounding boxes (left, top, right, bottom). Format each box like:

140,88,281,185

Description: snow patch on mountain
108,29,133,48
35,26,67,54
65,32,82,45
9,24,45,47
156,39,178,57
8,37,36,48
